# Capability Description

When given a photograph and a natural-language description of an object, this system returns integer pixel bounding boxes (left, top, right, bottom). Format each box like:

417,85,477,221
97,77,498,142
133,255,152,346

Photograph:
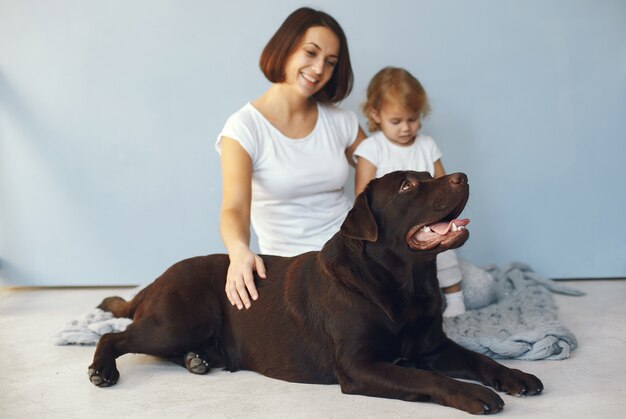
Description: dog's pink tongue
429,219,470,235
414,219,470,242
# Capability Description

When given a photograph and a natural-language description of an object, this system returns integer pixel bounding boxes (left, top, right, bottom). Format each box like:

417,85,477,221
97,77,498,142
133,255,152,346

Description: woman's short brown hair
362,67,431,132
259,7,353,104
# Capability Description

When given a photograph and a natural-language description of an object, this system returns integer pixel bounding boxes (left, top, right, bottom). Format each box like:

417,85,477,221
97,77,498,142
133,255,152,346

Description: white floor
1,280,625,419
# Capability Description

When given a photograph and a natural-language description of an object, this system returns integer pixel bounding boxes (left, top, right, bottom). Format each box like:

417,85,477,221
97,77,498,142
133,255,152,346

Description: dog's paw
88,361,120,387
442,382,505,415
184,352,210,375
491,369,543,397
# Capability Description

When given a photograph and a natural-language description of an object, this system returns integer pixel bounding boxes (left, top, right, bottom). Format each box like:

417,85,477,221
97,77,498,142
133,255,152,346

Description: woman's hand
225,244,267,310
219,137,266,309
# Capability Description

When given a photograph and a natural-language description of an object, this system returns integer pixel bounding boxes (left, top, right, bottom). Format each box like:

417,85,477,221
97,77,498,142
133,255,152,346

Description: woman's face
283,26,340,98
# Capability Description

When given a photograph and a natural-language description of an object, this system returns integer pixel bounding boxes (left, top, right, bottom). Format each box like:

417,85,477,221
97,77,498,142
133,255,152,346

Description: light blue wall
1,0,625,285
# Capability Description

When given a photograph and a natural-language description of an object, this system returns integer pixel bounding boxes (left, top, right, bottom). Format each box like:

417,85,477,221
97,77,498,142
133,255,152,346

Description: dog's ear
340,190,378,242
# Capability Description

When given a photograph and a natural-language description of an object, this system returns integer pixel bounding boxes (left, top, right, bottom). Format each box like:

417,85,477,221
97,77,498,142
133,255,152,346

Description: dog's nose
449,173,467,185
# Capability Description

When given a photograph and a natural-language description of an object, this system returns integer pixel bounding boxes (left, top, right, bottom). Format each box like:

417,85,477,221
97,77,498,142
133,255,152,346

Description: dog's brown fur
89,171,542,414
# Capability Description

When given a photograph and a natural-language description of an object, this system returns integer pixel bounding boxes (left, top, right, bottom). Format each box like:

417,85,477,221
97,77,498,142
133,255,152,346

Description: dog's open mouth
406,218,470,251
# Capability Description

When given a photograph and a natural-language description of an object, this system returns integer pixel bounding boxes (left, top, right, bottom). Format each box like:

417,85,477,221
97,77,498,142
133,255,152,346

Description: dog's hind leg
88,315,212,387
88,330,125,387
164,350,212,375
184,351,211,374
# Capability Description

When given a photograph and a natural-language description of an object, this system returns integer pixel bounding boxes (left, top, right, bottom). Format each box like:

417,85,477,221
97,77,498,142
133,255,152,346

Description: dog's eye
400,180,415,191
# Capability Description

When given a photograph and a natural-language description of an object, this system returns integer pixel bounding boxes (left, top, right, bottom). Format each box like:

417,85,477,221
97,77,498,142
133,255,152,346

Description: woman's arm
345,126,367,168
354,156,378,196
219,137,266,310
433,159,446,178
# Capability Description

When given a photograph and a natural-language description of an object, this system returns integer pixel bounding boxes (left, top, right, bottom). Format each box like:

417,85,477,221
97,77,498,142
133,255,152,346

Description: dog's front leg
335,360,505,414
418,338,544,396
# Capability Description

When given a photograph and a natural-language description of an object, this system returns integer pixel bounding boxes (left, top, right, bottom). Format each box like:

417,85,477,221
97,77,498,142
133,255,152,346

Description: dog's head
341,171,469,257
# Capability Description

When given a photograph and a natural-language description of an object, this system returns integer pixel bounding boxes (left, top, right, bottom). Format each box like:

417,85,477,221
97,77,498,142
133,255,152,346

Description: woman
216,8,366,310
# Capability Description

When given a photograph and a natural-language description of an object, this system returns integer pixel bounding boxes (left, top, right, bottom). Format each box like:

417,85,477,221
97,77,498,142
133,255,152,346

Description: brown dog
88,171,542,414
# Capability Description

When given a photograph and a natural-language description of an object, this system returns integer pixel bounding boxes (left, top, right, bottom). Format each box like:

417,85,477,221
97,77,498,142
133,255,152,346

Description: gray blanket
444,261,584,360
55,261,584,361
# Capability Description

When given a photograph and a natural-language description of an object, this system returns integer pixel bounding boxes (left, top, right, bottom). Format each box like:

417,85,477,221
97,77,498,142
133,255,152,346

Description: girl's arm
219,137,266,310
355,156,378,195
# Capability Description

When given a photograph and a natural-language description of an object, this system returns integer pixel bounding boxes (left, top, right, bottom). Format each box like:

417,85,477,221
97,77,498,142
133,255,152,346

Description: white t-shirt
216,102,359,256
353,131,442,177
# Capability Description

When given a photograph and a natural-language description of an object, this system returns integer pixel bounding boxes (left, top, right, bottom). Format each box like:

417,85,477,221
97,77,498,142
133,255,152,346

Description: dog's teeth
421,226,432,233
451,223,458,232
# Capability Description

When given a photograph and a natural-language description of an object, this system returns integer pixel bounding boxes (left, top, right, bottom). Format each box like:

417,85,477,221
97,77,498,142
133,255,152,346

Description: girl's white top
353,131,442,177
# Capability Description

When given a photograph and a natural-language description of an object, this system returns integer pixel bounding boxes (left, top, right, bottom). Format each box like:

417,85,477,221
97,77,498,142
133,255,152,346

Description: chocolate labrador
88,171,542,414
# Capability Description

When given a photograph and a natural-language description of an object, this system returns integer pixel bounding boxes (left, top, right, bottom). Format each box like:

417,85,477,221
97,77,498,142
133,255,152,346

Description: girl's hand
225,245,267,310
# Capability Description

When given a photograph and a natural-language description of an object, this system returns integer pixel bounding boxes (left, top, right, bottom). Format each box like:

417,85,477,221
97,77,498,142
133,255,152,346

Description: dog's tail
97,296,133,318
97,282,152,319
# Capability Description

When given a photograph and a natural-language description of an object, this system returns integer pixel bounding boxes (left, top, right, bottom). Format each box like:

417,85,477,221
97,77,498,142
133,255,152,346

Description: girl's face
372,100,421,146
283,26,340,98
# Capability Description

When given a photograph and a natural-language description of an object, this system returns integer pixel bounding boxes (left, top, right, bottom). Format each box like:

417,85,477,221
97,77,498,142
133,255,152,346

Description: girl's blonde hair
362,67,431,132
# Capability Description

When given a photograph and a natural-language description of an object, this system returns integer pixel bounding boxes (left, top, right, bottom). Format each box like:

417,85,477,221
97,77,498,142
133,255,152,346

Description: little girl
353,67,466,317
